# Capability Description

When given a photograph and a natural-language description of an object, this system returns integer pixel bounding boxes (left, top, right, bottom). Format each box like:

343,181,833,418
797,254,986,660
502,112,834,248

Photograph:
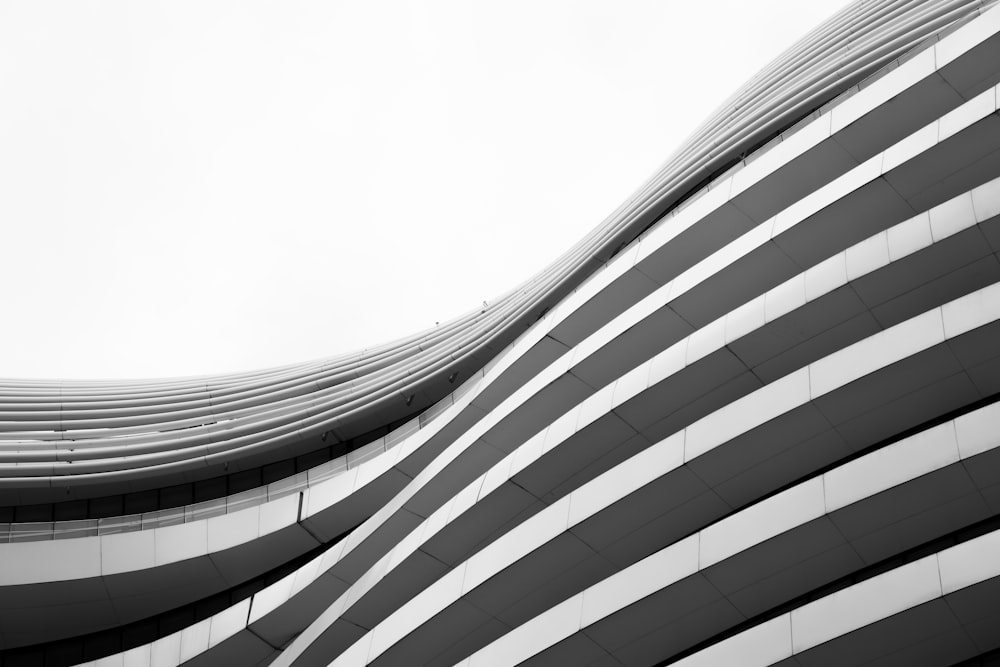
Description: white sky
0,0,847,380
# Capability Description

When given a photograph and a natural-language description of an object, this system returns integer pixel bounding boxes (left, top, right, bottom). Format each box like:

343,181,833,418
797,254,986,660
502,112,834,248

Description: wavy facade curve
2,0,1000,665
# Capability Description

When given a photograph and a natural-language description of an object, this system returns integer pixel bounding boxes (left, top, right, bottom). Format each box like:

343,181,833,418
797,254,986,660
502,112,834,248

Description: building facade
3,1,1000,664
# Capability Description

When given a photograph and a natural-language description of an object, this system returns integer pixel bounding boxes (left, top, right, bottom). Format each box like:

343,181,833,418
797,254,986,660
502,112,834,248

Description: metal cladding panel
3,2,1000,667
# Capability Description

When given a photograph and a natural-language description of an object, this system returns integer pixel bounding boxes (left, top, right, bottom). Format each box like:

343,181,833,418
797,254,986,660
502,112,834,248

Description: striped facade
3,1,1000,664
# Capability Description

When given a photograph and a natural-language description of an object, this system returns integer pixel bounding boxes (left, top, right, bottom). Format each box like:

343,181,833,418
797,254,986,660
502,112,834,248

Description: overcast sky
0,0,847,380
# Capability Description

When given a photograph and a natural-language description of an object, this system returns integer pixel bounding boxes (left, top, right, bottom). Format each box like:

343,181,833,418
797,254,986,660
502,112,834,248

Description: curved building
4,1,1000,665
